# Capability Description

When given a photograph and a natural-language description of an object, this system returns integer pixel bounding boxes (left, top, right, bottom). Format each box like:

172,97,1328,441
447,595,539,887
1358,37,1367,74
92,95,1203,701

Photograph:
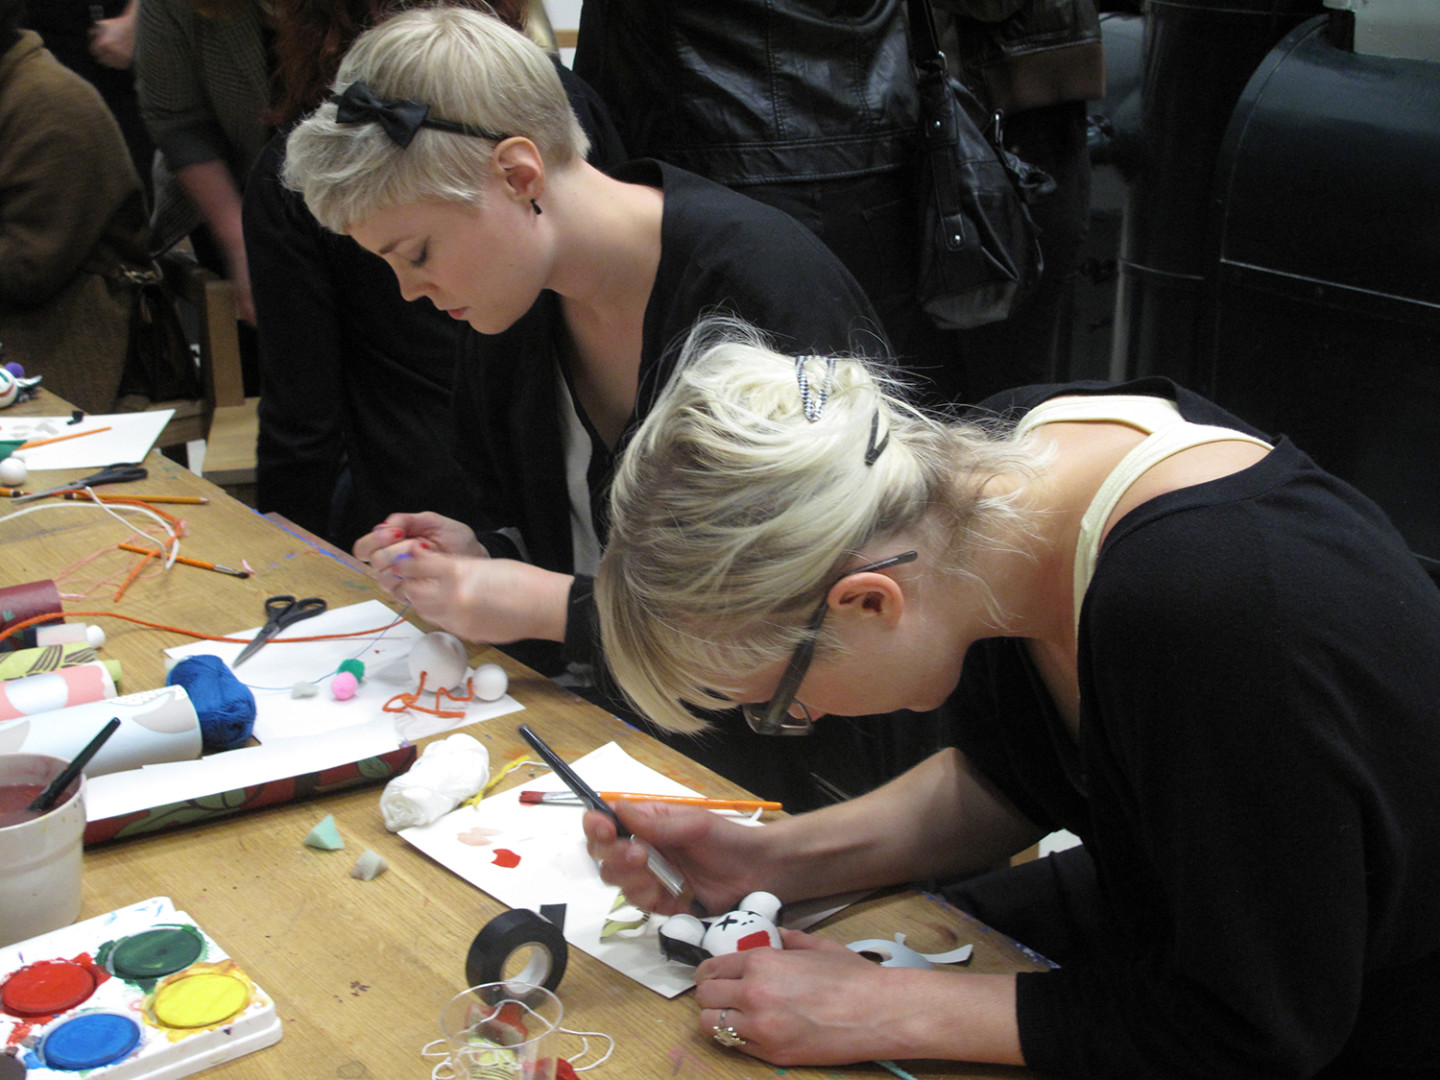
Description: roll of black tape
465,909,568,992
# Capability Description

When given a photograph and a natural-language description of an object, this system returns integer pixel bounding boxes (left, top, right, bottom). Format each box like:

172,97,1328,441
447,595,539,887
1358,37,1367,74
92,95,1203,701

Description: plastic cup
0,753,86,948
438,982,563,1080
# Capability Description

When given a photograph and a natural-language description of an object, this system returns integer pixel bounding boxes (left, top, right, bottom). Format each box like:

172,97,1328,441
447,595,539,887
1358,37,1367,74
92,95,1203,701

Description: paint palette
0,897,280,1079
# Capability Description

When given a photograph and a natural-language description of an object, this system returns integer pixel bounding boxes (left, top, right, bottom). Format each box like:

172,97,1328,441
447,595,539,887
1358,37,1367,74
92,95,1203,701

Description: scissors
232,595,328,668
13,462,148,504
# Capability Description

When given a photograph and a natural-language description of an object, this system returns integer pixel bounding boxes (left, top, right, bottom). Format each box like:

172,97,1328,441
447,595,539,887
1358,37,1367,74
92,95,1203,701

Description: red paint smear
491,848,521,868
736,930,772,951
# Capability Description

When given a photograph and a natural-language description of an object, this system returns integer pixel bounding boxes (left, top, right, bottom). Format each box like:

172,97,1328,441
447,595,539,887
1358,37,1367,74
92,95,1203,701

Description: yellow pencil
62,492,209,505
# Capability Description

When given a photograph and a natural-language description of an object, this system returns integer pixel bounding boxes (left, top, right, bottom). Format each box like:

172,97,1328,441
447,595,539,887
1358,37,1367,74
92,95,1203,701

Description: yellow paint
144,960,258,1038
154,972,249,1028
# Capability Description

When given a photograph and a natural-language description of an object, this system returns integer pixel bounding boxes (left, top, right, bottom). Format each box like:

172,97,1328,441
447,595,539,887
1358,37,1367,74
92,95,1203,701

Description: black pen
518,724,688,898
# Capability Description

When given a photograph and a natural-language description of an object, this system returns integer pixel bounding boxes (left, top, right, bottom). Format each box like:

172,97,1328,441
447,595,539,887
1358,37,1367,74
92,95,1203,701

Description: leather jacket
572,0,919,186
934,0,1104,113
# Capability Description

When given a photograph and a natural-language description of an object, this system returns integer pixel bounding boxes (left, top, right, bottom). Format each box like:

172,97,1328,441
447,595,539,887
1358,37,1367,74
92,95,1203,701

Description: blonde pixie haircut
282,5,589,234
597,318,1049,734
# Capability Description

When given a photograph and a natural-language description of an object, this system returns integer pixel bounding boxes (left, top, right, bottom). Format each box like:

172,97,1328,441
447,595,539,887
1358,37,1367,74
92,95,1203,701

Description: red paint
0,955,102,1017
0,783,46,828
491,848,521,868
736,931,772,951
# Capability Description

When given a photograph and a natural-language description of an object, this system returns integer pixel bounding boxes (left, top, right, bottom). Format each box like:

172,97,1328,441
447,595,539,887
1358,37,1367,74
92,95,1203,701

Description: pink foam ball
332,671,359,701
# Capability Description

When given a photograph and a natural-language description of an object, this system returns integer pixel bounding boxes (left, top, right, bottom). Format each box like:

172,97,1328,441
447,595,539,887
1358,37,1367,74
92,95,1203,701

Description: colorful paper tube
0,684,202,777
0,642,107,682
0,662,119,721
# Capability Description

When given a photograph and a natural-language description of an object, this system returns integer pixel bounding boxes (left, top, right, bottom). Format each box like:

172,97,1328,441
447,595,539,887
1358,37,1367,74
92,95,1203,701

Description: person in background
134,0,270,391
245,0,626,551
1,0,151,411
284,6,943,810
22,0,152,200
573,0,1102,405
584,318,1440,1077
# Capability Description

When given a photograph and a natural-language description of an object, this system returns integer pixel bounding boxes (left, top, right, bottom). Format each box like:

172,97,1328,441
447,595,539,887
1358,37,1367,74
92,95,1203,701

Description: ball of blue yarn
167,654,257,751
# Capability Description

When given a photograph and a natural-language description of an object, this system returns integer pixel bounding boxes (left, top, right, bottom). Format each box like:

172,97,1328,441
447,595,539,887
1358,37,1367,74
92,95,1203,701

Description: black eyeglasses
741,551,918,736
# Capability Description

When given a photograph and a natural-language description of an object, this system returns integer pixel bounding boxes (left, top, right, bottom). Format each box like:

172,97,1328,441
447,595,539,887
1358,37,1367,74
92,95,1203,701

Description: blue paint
41,1013,141,1069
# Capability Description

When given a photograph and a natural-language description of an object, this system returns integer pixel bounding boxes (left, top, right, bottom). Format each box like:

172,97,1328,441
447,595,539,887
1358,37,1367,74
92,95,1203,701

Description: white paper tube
0,685,202,776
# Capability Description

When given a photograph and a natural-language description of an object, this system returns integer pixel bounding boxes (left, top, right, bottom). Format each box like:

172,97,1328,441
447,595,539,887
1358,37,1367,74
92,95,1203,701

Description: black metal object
1113,0,1324,388
1208,14,1440,568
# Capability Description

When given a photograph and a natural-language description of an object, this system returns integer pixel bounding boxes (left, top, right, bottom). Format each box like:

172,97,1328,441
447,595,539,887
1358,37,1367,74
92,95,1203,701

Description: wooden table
0,417,1044,1079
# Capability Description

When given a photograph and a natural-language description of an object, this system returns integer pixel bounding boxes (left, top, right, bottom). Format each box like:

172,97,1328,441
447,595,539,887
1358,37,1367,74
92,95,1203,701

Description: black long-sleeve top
952,379,1440,1078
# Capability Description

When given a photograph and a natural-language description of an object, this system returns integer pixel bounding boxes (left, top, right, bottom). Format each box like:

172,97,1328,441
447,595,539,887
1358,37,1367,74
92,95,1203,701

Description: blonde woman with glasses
585,319,1440,1077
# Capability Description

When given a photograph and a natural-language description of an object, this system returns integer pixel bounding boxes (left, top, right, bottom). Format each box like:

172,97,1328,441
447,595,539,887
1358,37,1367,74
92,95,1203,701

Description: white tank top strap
1010,393,1272,631
1014,394,1189,436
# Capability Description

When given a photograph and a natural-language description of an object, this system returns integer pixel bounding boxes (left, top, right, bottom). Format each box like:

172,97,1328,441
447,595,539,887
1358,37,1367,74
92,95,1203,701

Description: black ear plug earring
530,198,542,215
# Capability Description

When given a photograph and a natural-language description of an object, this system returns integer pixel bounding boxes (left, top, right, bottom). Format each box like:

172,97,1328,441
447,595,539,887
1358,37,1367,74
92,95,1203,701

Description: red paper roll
0,579,63,652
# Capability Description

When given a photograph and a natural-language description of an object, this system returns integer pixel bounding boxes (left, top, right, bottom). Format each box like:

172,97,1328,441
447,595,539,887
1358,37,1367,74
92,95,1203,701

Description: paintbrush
28,718,121,812
519,790,782,812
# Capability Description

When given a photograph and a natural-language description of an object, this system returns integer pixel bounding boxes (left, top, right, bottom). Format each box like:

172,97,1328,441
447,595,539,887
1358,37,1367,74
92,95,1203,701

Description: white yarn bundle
380,732,491,831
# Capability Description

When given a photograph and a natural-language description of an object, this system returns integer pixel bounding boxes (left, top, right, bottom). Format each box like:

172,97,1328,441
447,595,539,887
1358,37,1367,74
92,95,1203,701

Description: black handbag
115,263,201,402
907,0,1054,330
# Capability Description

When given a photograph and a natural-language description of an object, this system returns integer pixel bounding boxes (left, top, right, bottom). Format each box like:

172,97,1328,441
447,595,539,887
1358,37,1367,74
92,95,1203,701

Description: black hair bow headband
331,81,510,149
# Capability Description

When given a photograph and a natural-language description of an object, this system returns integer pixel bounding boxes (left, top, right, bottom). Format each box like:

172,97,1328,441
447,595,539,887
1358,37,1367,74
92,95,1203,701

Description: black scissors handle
233,595,328,667
79,462,148,486
12,462,148,504
265,595,327,630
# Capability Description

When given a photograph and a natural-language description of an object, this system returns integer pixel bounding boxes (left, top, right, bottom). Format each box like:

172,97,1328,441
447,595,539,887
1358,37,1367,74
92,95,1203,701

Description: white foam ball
472,662,508,702
0,456,27,487
408,631,468,690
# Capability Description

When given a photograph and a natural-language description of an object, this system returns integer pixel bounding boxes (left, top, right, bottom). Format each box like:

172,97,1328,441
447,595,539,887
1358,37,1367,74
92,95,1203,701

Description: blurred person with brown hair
1,0,152,411
134,0,271,397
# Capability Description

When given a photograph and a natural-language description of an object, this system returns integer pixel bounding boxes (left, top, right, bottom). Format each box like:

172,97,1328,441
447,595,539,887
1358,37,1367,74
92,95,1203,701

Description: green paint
101,925,206,983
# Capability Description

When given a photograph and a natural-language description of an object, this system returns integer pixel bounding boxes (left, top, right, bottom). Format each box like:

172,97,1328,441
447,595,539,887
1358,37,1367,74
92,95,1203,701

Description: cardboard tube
0,580,63,652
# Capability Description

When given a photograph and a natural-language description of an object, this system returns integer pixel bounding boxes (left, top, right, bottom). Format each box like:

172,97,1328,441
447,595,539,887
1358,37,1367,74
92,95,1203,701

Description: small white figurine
658,891,783,966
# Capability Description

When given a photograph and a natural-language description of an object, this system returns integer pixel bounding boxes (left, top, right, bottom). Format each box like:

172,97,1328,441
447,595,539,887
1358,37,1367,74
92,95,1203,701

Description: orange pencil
17,425,112,450
117,542,249,578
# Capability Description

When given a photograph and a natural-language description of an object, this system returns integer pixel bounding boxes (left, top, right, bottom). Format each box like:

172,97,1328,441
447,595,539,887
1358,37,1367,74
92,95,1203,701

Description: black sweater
953,379,1440,1078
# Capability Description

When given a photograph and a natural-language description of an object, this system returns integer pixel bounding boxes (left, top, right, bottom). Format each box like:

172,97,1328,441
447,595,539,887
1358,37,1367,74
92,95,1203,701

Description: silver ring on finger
712,1009,747,1050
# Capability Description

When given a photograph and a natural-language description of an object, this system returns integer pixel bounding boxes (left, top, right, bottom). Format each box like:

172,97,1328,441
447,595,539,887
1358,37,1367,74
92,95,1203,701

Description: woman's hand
583,801,768,917
89,11,137,68
355,513,485,567
694,931,904,1066
695,933,1023,1068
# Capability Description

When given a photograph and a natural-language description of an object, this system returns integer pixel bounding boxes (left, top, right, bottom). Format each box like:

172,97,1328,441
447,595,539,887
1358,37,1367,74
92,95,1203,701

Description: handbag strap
904,0,945,68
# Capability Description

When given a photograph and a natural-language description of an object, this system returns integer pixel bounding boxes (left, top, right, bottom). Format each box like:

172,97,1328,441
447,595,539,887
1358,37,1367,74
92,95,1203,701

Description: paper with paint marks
398,742,866,996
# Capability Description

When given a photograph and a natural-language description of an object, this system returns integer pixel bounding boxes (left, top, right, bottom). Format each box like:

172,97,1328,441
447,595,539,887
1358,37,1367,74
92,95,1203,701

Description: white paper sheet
83,602,527,824
163,599,523,743
0,411,174,471
398,741,863,997
84,715,402,823
402,742,701,996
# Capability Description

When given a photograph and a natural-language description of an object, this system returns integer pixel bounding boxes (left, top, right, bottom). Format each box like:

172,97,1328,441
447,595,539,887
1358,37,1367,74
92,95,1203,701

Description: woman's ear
492,136,546,207
828,572,906,628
